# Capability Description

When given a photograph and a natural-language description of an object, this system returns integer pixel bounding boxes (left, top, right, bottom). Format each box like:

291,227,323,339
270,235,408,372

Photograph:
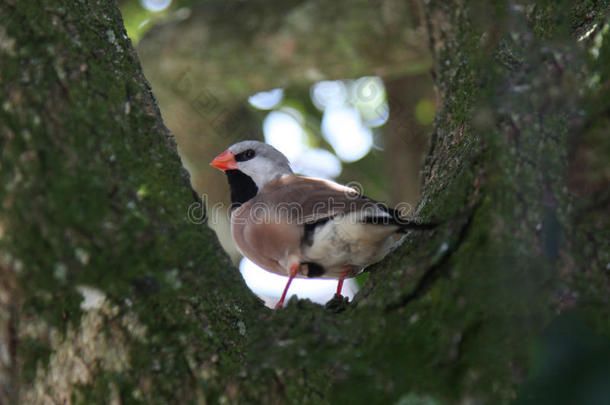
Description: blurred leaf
414,98,435,126
513,313,610,405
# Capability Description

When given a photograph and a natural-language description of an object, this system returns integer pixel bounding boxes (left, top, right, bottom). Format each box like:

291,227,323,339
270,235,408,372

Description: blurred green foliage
514,314,610,405
120,0,203,43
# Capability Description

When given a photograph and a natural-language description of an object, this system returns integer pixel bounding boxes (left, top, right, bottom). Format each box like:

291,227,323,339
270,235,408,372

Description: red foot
275,263,299,309
335,267,351,297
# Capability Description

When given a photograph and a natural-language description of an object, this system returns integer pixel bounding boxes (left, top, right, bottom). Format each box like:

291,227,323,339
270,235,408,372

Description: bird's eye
235,149,256,162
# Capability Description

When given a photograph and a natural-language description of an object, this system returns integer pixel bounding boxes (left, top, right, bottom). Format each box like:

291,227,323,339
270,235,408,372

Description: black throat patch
225,170,258,210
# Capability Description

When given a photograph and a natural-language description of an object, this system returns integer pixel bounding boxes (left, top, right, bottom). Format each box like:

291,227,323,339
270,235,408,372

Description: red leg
275,263,299,309
335,268,351,297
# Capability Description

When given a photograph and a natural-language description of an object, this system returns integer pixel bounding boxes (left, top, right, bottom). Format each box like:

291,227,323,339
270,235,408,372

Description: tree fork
0,1,608,404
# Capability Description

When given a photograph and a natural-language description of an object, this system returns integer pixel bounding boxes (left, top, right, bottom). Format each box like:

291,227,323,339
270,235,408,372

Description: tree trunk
1,1,608,404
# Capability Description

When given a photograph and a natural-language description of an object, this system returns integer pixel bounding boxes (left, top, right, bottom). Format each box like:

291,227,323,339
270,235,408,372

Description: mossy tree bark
1,1,608,405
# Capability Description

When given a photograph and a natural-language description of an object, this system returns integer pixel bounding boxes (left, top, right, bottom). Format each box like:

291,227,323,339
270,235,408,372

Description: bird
210,140,435,309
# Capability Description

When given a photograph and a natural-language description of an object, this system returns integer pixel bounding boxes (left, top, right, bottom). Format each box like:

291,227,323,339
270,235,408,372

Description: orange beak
210,150,238,171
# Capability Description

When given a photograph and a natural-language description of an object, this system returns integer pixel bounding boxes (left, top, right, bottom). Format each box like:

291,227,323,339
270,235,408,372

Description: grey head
227,140,293,190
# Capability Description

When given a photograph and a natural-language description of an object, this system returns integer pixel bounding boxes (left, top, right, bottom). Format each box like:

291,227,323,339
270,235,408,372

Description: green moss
1,0,258,401
19,337,53,384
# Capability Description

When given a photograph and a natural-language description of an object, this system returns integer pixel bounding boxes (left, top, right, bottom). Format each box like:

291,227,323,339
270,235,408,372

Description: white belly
301,213,399,277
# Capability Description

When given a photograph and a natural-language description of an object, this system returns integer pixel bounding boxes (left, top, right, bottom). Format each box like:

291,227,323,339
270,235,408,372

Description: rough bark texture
1,1,609,405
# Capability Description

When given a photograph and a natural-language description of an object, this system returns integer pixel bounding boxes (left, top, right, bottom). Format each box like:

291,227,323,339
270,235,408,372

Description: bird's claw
325,294,349,313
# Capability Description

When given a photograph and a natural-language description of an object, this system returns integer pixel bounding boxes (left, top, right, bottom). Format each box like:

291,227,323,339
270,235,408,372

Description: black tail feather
362,207,438,231
395,221,438,232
